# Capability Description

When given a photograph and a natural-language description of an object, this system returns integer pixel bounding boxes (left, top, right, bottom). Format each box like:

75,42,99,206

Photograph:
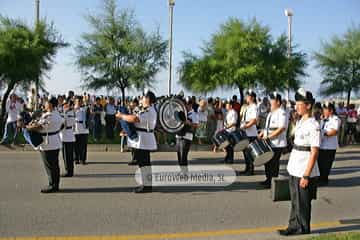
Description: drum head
253,151,274,166
158,98,187,133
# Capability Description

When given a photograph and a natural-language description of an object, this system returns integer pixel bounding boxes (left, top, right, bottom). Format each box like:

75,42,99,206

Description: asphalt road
0,147,359,239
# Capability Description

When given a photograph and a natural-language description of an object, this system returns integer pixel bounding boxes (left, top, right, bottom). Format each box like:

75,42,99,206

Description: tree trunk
0,82,16,136
347,89,352,106
120,87,126,106
238,85,244,106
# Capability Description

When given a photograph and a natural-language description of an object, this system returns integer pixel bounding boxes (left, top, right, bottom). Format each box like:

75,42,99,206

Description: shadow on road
327,176,360,188
313,224,360,234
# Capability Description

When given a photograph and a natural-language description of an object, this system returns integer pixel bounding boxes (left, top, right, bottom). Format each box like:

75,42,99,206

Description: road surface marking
0,221,343,240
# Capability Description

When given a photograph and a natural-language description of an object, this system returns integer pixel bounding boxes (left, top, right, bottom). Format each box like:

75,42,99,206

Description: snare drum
245,138,274,166
212,130,231,149
229,129,249,150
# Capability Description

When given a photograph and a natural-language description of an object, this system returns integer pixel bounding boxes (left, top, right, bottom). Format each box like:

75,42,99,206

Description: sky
1,0,360,100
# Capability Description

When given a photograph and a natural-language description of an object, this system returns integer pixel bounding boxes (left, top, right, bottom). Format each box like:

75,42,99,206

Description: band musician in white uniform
36,97,64,193
258,92,287,188
240,89,258,175
116,90,157,193
60,100,76,177
278,88,319,236
318,102,340,186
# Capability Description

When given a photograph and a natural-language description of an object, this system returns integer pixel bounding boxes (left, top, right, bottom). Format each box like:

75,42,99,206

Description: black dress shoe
260,180,271,188
277,228,304,236
80,161,87,165
61,173,73,178
75,160,80,164
41,186,59,193
134,186,152,193
128,161,138,166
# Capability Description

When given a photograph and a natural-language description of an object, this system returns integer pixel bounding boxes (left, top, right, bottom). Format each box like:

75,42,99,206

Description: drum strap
266,113,272,136
40,130,60,136
136,127,154,133
293,144,311,152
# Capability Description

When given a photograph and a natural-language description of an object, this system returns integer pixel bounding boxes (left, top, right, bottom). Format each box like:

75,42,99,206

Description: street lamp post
168,0,175,96
34,0,40,110
285,8,293,101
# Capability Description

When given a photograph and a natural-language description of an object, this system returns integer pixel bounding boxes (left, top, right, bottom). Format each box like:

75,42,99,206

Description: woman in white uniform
240,89,258,175
223,100,238,164
116,90,157,193
36,97,64,193
258,92,287,188
278,88,319,236
318,102,340,186
60,100,76,177
74,96,89,165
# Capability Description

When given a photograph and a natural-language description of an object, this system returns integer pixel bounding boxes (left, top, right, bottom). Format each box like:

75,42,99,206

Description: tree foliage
179,18,307,103
314,24,360,105
75,0,167,102
0,16,67,134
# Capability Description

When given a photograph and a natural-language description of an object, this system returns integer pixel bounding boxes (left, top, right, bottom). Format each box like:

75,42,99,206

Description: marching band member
258,92,287,188
60,100,76,177
318,102,340,186
175,97,199,166
240,89,258,175
223,99,238,164
278,88,319,236
74,96,90,165
36,97,64,193
116,90,157,193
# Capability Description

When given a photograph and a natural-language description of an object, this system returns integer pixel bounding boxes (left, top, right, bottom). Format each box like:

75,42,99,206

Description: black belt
40,130,60,136
266,127,277,131
65,126,73,130
76,121,84,123
136,127,154,133
293,145,311,152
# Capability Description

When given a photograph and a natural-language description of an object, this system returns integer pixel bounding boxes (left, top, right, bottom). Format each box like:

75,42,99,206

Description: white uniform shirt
38,110,64,151
287,117,320,178
6,100,22,123
127,105,157,151
60,110,76,142
264,108,288,148
176,110,199,141
241,103,258,137
74,107,89,135
224,109,238,133
320,115,340,150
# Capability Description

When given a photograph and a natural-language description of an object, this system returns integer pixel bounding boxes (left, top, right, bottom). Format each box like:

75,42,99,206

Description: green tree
76,0,167,103
0,16,67,135
179,18,307,103
315,25,360,105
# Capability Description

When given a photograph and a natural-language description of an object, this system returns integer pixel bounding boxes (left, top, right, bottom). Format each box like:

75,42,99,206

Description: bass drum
245,138,274,167
157,97,187,134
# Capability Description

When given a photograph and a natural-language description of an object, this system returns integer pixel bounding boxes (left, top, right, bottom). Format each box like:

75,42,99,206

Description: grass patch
308,232,360,240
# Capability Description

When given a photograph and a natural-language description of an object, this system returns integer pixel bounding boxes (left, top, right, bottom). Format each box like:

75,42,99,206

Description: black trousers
318,149,336,182
264,147,283,181
74,134,88,163
62,142,75,175
134,149,151,186
105,114,116,139
288,176,317,234
176,138,192,166
224,144,234,164
40,149,60,189
93,119,102,140
243,137,256,168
